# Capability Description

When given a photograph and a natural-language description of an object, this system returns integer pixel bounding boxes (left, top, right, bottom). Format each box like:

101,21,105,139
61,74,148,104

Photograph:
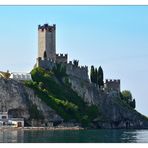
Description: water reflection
0,129,148,143
122,130,148,143
0,129,24,143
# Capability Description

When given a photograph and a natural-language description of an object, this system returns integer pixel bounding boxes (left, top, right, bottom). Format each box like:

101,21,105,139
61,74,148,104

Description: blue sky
0,6,148,116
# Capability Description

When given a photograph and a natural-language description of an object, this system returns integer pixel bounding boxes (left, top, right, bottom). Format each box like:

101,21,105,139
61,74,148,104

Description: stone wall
36,57,56,70
56,54,68,63
38,24,56,61
67,75,148,129
36,58,89,81
104,79,120,93
66,61,89,81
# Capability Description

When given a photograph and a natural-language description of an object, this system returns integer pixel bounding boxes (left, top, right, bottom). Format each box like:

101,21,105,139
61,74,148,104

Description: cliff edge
0,67,148,129
0,77,63,126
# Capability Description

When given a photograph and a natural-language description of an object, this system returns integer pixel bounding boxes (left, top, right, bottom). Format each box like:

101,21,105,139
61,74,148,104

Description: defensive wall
36,58,89,81
104,79,120,93
56,53,68,63
66,61,89,81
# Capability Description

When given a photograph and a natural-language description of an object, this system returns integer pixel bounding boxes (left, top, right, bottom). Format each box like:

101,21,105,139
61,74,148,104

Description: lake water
0,129,148,143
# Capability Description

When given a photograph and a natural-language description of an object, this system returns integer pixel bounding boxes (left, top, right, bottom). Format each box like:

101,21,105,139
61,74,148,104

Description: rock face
0,75,148,128
68,76,148,129
0,77,63,126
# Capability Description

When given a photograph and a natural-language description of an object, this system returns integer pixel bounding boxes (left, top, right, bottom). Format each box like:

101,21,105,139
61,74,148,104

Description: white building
0,112,8,126
8,118,24,128
0,112,24,127
10,72,32,81
0,112,8,120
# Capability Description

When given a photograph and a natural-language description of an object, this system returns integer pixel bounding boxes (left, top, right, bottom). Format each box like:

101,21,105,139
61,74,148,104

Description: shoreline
24,126,84,131
1,127,148,131
0,126,84,131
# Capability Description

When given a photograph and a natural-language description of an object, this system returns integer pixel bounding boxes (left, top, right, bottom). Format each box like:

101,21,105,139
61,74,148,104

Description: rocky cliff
0,77,63,126
0,71,148,129
68,75,148,128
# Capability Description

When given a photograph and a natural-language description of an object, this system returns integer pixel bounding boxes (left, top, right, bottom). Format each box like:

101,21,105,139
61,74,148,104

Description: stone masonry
36,23,120,91
38,24,56,61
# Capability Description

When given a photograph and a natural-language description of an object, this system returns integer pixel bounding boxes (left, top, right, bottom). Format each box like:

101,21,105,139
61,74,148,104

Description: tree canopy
90,65,104,88
97,66,104,88
90,66,95,83
121,90,136,109
73,60,79,66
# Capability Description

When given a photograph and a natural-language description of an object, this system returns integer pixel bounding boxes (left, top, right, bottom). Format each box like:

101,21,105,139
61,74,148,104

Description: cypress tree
90,65,95,83
94,68,98,84
97,66,104,88
130,99,136,109
73,60,79,66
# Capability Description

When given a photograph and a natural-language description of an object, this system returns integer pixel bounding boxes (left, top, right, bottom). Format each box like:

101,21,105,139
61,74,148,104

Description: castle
36,23,120,93
36,24,89,81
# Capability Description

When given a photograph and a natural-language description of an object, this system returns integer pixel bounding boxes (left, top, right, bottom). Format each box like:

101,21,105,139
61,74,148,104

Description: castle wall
104,79,120,93
37,24,90,82
38,24,56,61
36,57,56,70
36,58,89,81
56,54,68,63
66,61,89,81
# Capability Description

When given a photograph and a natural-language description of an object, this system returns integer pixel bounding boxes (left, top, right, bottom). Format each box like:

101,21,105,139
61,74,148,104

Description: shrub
25,67,100,127
120,90,136,109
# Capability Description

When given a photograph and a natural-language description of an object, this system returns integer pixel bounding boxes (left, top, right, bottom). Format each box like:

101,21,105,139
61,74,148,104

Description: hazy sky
0,6,148,116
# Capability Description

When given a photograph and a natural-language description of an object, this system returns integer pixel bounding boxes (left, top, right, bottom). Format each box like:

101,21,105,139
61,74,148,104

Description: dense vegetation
90,65,104,88
25,66,100,127
120,90,136,109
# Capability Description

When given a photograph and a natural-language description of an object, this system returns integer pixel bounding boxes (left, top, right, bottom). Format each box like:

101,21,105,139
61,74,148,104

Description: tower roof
38,24,56,30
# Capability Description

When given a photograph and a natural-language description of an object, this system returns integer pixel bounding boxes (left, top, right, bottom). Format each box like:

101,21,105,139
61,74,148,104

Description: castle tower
38,24,56,61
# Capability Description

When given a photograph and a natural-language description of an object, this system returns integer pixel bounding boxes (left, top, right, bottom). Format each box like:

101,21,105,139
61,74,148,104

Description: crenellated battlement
67,61,88,71
105,79,120,93
36,56,89,81
80,66,88,69
38,24,56,32
106,79,120,83
36,23,121,97
66,61,89,81
56,53,67,57
68,61,73,65
56,53,68,63
38,23,56,61
37,57,56,63
36,57,56,70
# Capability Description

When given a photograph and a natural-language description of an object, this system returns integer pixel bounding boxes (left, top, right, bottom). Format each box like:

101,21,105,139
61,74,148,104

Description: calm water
0,129,148,143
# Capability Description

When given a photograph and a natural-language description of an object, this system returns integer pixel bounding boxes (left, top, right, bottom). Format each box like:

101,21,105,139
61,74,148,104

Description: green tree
121,90,136,109
73,60,79,66
94,68,98,84
38,82,44,89
121,90,132,103
90,65,95,83
97,66,104,88
130,99,136,109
